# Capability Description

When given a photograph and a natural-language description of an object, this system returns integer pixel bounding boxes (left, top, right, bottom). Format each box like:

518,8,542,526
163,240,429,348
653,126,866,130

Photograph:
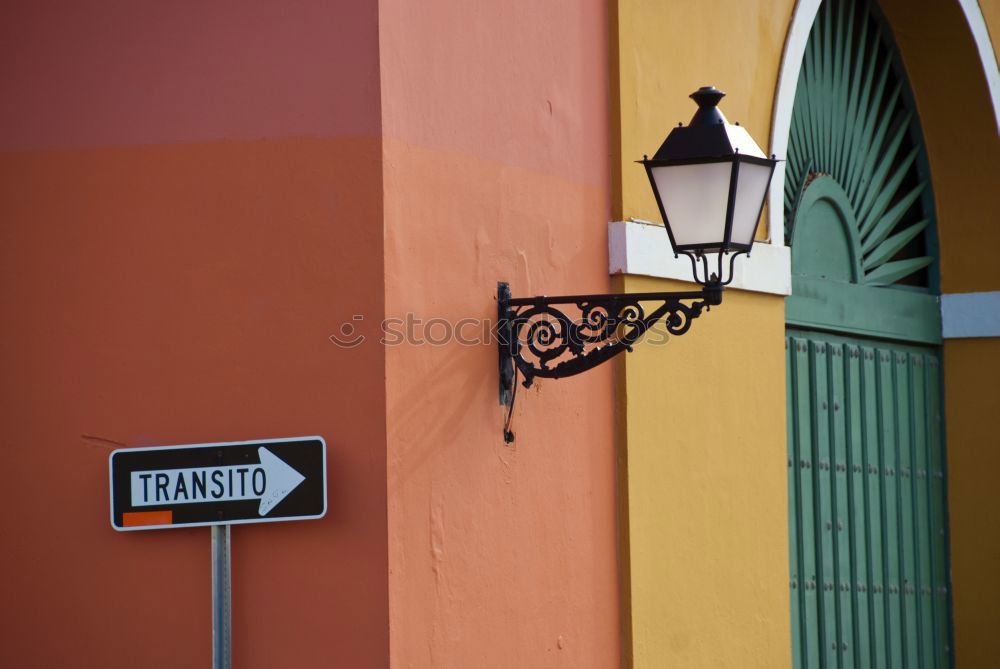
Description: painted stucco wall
614,0,1000,666
878,0,1000,295
940,336,1000,665
0,2,389,667
612,0,796,232
985,1,1000,50
379,1,620,667
612,1,796,666
619,278,791,668
4,2,996,667
878,1,1000,664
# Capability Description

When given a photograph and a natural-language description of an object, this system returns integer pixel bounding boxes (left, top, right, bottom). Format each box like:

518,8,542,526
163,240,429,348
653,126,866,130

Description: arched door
783,1,951,667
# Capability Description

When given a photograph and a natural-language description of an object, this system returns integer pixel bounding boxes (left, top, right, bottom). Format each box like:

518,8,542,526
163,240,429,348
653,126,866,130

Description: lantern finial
688,86,727,126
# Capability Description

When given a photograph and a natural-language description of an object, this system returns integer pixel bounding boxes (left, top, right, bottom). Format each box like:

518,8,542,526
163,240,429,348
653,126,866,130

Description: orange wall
378,1,620,666
0,2,388,667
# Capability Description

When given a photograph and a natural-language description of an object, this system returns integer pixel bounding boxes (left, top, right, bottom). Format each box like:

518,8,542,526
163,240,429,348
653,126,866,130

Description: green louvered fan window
784,1,951,668
784,0,941,344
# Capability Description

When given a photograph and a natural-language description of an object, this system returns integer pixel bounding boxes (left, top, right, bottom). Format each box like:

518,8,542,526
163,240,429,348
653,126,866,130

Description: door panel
786,329,949,667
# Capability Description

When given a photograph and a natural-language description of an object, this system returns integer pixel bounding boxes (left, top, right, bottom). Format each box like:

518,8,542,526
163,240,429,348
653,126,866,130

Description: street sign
109,436,326,531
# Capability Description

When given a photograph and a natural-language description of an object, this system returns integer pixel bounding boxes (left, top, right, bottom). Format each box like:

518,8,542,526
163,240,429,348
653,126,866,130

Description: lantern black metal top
640,86,777,266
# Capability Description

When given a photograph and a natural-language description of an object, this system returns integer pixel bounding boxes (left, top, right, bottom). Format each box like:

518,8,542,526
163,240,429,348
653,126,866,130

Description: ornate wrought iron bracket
497,281,723,439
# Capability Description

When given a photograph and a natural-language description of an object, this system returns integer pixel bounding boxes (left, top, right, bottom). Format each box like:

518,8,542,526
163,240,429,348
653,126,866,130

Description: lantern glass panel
729,161,773,247
651,161,731,248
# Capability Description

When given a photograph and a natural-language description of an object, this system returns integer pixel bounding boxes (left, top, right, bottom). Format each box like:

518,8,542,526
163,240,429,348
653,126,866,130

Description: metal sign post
109,436,327,666
212,525,232,669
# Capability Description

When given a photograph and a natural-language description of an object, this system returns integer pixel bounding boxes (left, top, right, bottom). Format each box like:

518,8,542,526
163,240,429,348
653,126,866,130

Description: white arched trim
958,0,1000,133
767,0,821,248
767,0,1000,248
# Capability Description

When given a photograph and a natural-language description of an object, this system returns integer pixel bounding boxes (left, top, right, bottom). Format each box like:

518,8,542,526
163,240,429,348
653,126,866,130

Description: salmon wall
378,1,620,666
0,2,388,667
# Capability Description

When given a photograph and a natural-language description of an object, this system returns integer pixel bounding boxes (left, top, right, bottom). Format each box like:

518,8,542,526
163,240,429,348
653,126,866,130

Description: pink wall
0,2,388,667
379,1,620,666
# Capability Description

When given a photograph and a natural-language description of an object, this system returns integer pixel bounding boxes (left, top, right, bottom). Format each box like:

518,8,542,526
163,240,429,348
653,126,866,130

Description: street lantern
497,86,777,441
641,86,777,283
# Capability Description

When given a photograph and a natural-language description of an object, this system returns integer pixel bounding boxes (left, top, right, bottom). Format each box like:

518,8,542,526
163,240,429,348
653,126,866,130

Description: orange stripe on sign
123,510,173,527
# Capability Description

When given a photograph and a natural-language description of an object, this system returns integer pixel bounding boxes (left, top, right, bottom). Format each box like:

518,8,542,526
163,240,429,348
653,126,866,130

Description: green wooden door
783,1,951,667
786,330,949,668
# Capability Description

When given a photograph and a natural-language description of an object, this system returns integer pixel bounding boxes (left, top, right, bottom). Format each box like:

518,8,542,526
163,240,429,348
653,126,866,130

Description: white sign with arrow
130,447,306,516
109,436,326,531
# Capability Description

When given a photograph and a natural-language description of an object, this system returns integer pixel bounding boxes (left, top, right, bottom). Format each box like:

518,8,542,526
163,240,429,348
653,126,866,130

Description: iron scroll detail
497,281,723,413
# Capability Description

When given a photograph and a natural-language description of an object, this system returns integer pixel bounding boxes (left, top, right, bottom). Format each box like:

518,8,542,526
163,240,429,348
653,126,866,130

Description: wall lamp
498,87,777,441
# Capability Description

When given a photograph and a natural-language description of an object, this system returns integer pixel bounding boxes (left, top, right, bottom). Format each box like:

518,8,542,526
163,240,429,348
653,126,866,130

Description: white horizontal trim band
608,220,792,296
941,291,1000,338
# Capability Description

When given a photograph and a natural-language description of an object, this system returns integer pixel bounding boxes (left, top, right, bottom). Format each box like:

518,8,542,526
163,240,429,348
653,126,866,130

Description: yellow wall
614,1,1000,666
618,278,790,668
612,0,795,229
878,0,1000,293
985,0,1000,45
878,1,1000,664
942,338,1000,667
612,1,796,666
